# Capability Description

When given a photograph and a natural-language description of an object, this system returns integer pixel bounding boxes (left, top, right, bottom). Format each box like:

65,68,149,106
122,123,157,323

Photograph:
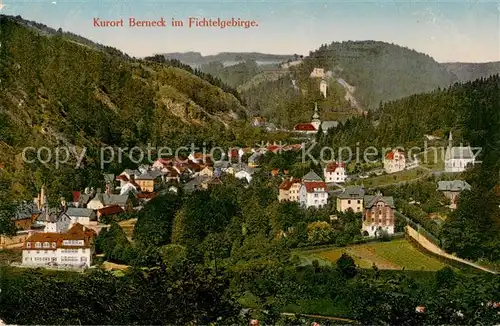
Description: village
1,97,477,271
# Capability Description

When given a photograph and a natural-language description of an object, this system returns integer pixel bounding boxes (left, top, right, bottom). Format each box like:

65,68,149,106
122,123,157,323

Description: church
444,132,475,173
293,103,339,135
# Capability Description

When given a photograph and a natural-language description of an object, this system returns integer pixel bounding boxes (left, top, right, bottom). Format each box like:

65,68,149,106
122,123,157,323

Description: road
405,225,497,274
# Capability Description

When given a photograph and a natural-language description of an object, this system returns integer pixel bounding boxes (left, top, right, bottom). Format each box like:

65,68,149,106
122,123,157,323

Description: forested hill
327,75,500,156
0,15,246,200
162,51,294,67
292,41,458,110
443,62,500,83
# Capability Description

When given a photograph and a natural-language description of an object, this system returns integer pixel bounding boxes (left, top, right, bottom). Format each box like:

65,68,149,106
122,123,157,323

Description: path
405,225,497,274
281,312,358,324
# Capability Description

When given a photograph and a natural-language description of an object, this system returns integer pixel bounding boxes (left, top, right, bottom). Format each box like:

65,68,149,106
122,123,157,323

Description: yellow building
336,186,365,213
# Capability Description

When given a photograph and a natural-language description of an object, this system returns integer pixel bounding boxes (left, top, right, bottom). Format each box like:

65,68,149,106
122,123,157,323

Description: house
252,116,265,127
21,223,95,268
248,152,261,167
116,169,140,188
86,191,133,212
278,177,301,202
200,176,223,190
299,170,328,208
32,209,72,233
135,171,162,193
152,157,172,170
324,162,347,183
310,67,325,78
214,161,230,172
199,166,215,178
336,186,365,213
444,132,475,173
299,180,328,209
384,149,406,174
97,204,125,219
362,193,395,237
162,167,180,183
65,207,96,227
71,191,93,208
234,166,257,183
437,180,471,210
321,120,339,134
12,202,41,230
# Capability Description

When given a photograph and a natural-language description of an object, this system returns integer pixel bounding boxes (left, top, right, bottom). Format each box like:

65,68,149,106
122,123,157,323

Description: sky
2,0,499,62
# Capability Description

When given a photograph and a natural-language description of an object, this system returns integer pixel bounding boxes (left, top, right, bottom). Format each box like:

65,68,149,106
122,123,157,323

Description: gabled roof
302,170,323,181
364,194,395,208
445,147,475,160
321,121,339,131
337,186,365,199
116,174,129,181
279,178,301,190
385,150,405,160
97,204,124,216
437,180,471,192
325,162,346,173
90,193,130,207
65,207,94,218
24,223,95,250
303,181,328,193
135,172,156,180
294,123,317,131
13,202,40,220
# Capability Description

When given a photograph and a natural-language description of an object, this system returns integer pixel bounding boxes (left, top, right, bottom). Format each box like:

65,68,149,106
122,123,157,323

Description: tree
336,253,357,278
307,221,333,245
133,193,182,247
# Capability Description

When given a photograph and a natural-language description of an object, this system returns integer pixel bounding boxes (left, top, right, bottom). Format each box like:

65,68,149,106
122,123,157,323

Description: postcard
0,0,499,325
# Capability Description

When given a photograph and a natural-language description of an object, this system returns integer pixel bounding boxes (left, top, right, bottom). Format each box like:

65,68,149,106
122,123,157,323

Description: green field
295,239,449,271
416,149,445,170
349,167,429,188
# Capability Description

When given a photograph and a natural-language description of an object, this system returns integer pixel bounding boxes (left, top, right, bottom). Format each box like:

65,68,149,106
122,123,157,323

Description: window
357,200,360,204
35,242,41,248
81,257,87,262
348,200,351,204
27,242,31,248
51,242,56,248
43,242,50,248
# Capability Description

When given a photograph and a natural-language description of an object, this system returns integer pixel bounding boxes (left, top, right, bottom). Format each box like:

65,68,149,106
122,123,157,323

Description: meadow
295,238,449,271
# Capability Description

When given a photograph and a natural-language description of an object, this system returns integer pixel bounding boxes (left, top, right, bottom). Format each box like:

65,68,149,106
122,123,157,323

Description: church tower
311,102,321,129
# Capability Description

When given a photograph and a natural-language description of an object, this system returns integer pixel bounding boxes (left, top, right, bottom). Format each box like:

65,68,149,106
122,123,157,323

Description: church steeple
448,131,453,147
312,102,320,121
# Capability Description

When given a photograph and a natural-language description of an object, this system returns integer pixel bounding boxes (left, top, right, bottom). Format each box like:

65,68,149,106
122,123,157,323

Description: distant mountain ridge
442,61,500,82
162,51,295,67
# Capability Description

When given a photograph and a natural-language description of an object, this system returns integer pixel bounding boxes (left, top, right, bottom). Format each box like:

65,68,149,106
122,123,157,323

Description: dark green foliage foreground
1,258,500,324
0,264,240,325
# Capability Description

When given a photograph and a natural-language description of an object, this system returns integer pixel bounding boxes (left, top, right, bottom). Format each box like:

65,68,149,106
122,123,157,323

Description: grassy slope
295,239,448,271
0,15,248,200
